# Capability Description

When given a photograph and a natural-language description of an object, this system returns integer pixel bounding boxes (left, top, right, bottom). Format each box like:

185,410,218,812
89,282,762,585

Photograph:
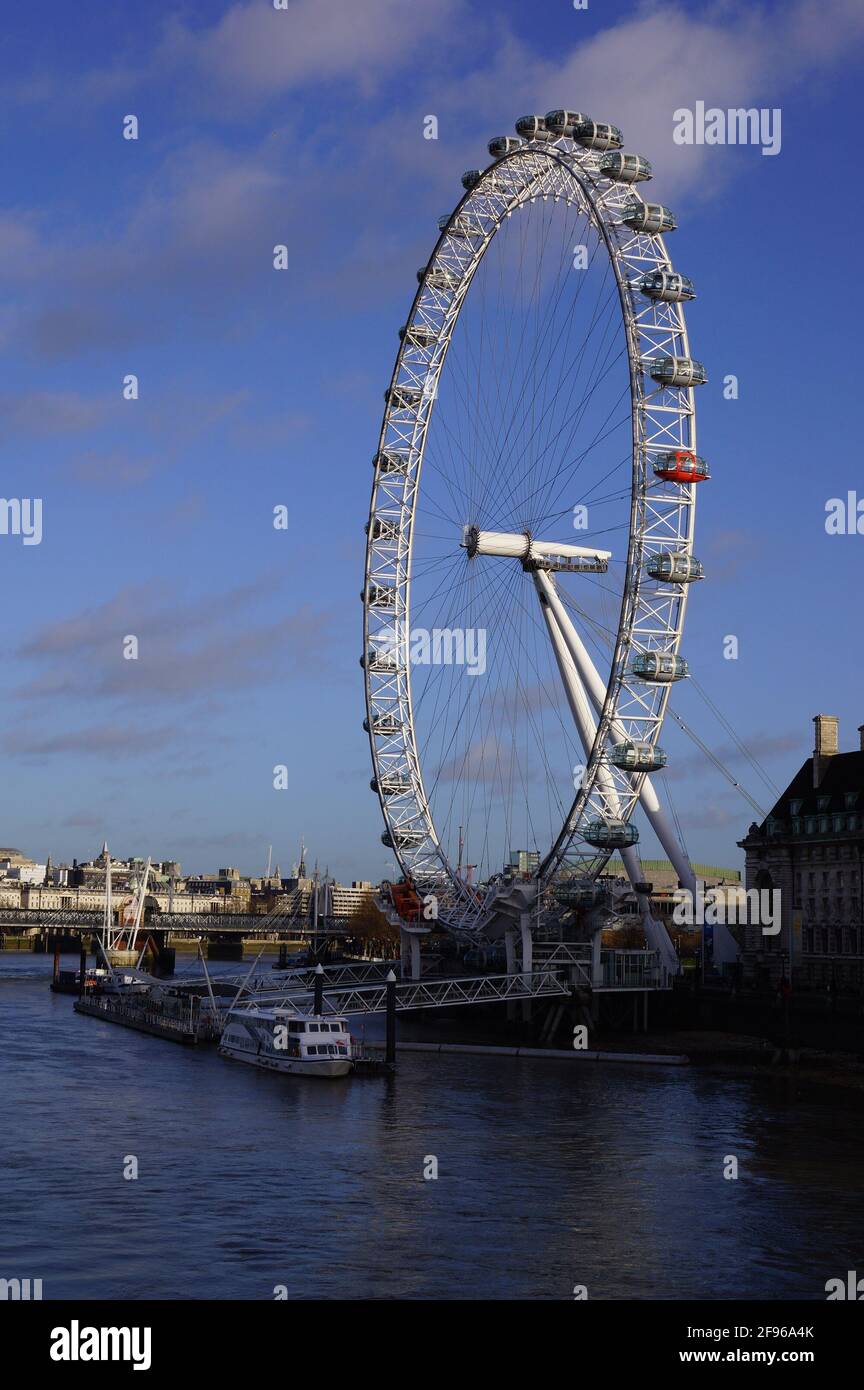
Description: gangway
234,969,572,1018
215,960,399,994
182,947,670,1004
531,944,671,992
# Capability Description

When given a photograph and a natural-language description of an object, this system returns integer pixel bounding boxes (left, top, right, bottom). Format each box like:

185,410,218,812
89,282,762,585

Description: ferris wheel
363,110,708,932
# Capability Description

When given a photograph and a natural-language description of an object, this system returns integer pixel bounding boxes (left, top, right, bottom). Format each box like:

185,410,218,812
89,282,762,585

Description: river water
1,953,862,1301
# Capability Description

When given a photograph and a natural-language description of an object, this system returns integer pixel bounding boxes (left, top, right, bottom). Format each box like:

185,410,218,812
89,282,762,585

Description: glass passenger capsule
574,120,623,151
622,201,677,234
364,584,396,609
374,450,410,475
370,776,411,796
645,551,704,583
544,110,592,136
639,270,695,302
384,385,422,410
554,882,599,907
364,714,401,737
438,213,485,238
515,115,552,141
599,151,652,183
399,323,437,348
651,450,710,484
609,740,668,771
461,169,482,190
647,356,708,387
631,653,689,683
360,646,399,672
583,819,640,849
488,135,523,156
381,828,426,849
369,516,399,541
418,266,460,291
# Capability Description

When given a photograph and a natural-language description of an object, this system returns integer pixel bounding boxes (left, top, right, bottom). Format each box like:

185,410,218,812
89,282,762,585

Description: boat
51,966,109,996
100,966,160,996
218,1005,354,1078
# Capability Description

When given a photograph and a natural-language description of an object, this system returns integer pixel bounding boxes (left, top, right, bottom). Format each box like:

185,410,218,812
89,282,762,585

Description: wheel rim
364,136,698,930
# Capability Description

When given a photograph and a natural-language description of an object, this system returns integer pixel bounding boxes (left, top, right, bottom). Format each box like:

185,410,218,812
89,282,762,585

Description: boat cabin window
288,1021,305,1032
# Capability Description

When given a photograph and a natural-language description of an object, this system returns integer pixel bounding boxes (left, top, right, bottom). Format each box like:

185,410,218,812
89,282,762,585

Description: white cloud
5,0,864,357
505,0,864,196
158,0,464,100
401,0,864,201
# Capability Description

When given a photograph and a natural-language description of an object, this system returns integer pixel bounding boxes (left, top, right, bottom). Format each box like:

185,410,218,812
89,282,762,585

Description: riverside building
738,715,864,991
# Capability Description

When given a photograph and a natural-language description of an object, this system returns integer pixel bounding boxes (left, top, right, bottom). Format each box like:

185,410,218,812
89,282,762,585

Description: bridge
0,910,103,929
185,946,670,1022
156,913,354,938
0,909,354,941
226,968,572,1018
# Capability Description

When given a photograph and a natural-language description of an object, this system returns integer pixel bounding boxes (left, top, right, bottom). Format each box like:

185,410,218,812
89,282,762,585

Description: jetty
73,985,223,1044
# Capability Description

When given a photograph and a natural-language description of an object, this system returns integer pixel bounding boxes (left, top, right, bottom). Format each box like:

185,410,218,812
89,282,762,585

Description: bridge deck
232,970,571,1017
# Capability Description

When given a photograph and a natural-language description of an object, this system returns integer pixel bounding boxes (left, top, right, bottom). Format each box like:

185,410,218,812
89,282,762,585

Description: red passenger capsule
652,450,710,483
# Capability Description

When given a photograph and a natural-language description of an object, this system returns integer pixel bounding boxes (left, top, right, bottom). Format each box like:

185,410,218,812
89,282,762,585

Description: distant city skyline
0,837,331,881
2,0,863,880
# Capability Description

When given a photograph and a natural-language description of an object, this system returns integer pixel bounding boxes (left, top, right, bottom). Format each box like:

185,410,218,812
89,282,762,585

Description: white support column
504,928,518,1021
400,930,410,977
538,572,741,971
591,928,604,989
400,927,422,981
533,572,627,828
533,571,643,893
519,912,533,985
534,569,685,976
518,912,533,1021
535,569,696,896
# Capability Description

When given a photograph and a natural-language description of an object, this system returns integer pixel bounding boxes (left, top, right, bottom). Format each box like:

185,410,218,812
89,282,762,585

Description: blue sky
1,0,863,881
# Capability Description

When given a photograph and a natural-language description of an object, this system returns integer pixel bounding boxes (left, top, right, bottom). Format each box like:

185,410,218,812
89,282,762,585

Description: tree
347,897,399,958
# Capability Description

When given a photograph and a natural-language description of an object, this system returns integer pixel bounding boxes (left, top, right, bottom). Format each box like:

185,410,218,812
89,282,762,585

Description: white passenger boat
218,1005,354,1078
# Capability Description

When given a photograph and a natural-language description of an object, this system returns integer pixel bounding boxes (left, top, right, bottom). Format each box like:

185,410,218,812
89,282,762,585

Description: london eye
363,109,708,943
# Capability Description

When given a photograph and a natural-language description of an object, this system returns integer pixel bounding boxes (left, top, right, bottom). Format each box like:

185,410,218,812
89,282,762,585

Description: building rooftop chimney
859,724,864,753
813,713,840,787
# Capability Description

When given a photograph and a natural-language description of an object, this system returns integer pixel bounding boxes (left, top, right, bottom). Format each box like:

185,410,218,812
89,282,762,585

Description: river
1,953,862,1300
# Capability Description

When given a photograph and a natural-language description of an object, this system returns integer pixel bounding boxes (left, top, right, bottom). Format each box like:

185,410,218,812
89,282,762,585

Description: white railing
248,969,571,1017
599,950,670,991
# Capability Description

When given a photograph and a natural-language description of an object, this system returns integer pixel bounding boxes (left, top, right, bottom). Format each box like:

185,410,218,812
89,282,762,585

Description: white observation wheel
363,111,708,932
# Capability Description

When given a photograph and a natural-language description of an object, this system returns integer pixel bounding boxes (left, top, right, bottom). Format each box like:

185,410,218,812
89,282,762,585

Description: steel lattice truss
363,131,699,933
244,970,572,1017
